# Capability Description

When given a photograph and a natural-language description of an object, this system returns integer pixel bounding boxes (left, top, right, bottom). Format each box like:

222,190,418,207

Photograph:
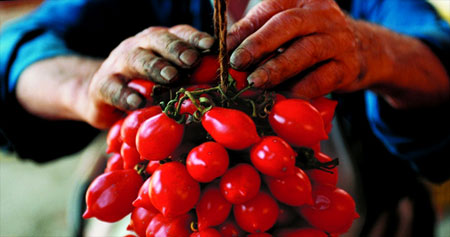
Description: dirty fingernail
160,66,177,82
180,49,199,66
230,48,252,69
198,37,214,49
126,93,143,109
248,69,268,88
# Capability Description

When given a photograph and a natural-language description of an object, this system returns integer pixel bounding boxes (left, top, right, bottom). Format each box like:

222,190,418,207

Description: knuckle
166,39,189,56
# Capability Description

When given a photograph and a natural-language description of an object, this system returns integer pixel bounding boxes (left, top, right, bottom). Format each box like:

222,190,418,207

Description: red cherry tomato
275,227,328,237
202,107,260,150
233,191,279,233
190,54,219,84
196,185,232,230
106,119,124,154
145,160,160,175
127,206,159,237
310,96,338,134
120,142,141,169
269,99,327,147
121,106,162,147
250,136,296,178
83,169,143,222
136,113,184,160
132,177,154,210
298,185,359,234
146,213,194,237
149,162,200,217
306,152,338,187
266,167,313,206
190,228,222,237
104,153,123,173
228,68,248,90
218,219,245,237
186,142,229,182
128,79,156,102
220,163,261,204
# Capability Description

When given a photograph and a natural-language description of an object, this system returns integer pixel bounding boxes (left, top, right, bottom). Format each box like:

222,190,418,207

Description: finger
169,24,214,49
227,0,296,50
136,27,200,68
128,48,178,84
230,8,328,70
97,75,145,111
248,33,339,88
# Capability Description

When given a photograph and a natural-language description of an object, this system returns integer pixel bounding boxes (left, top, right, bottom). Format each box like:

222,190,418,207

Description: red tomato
306,152,338,187
121,106,162,147
298,185,359,234
190,228,222,237
218,219,244,237
186,142,229,182
196,185,232,230
202,107,260,150
275,227,328,237
265,167,313,206
120,142,141,169
149,162,200,217
189,55,219,84
83,169,143,222
106,119,124,154
220,164,261,204
247,233,272,237
145,160,160,175
132,177,154,210
228,68,248,90
274,93,286,103
269,99,327,147
310,96,338,134
178,84,211,116
136,113,184,160
127,207,159,237
104,153,123,173
233,191,279,233
250,136,296,178
128,79,156,102
146,213,194,237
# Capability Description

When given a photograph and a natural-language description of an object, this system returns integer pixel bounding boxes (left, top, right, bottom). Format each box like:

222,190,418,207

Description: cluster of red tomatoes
83,55,359,237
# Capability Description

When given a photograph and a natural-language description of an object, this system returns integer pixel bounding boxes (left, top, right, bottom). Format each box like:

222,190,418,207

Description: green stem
231,82,254,100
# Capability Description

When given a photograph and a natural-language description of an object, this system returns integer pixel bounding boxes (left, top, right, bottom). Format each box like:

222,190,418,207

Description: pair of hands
87,0,365,129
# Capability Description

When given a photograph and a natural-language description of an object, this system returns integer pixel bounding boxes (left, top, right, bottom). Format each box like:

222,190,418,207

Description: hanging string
214,0,229,95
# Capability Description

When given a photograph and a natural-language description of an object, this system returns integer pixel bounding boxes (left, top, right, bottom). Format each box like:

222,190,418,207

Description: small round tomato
132,177,154,210
298,185,359,234
136,113,184,160
218,219,244,237
191,228,222,237
275,227,328,237
146,213,194,237
106,119,124,154
186,142,229,182
310,96,338,134
306,152,338,187
104,153,123,173
83,169,143,222
189,54,219,84
145,160,160,175
149,162,200,217
127,206,159,237
269,99,327,147
202,107,260,150
121,106,162,147
120,142,141,169
233,191,279,233
250,136,296,178
128,79,156,102
196,185,232,230
220,164,261,204
266,167,313,206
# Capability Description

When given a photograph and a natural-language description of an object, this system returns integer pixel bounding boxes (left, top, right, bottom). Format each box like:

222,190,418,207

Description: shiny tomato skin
121,142,141,169
220,164,261,204
298,185,359,234
266,167,313,206
136,113,184,160
310,96,338,134
306,152,338,187
190,55,219,84
149,162,200,218
145,160,160,175
128,79,156,101
218,219,244,237
186,141,229,183
121,106,162,147
275,227,328,237
196,185,232,230
233,191,279,233
104,153,123,173
269,99,327,147
202,107,260,150
83,169,143,222
250,136,296,178
106,119,124,154
146,213,194,237
190,228,222,237
133,177,154,210
128,206,159,237
228,68,248,90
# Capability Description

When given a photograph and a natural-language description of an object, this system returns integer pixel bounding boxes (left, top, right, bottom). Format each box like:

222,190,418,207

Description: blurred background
1,1,450,236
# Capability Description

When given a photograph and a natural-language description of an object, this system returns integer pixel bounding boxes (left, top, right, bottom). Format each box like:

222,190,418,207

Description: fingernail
180,49,198,66
126,93,143,109
160,66,177,81
248,69,268,87
230,48,252,69
198,37,214,49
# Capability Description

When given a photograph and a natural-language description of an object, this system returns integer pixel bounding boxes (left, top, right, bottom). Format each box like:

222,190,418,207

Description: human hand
84,25,214,128
227,0,367,99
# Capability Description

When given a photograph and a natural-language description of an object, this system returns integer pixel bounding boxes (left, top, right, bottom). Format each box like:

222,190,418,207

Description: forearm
353,19,450,108
16,56,103,121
